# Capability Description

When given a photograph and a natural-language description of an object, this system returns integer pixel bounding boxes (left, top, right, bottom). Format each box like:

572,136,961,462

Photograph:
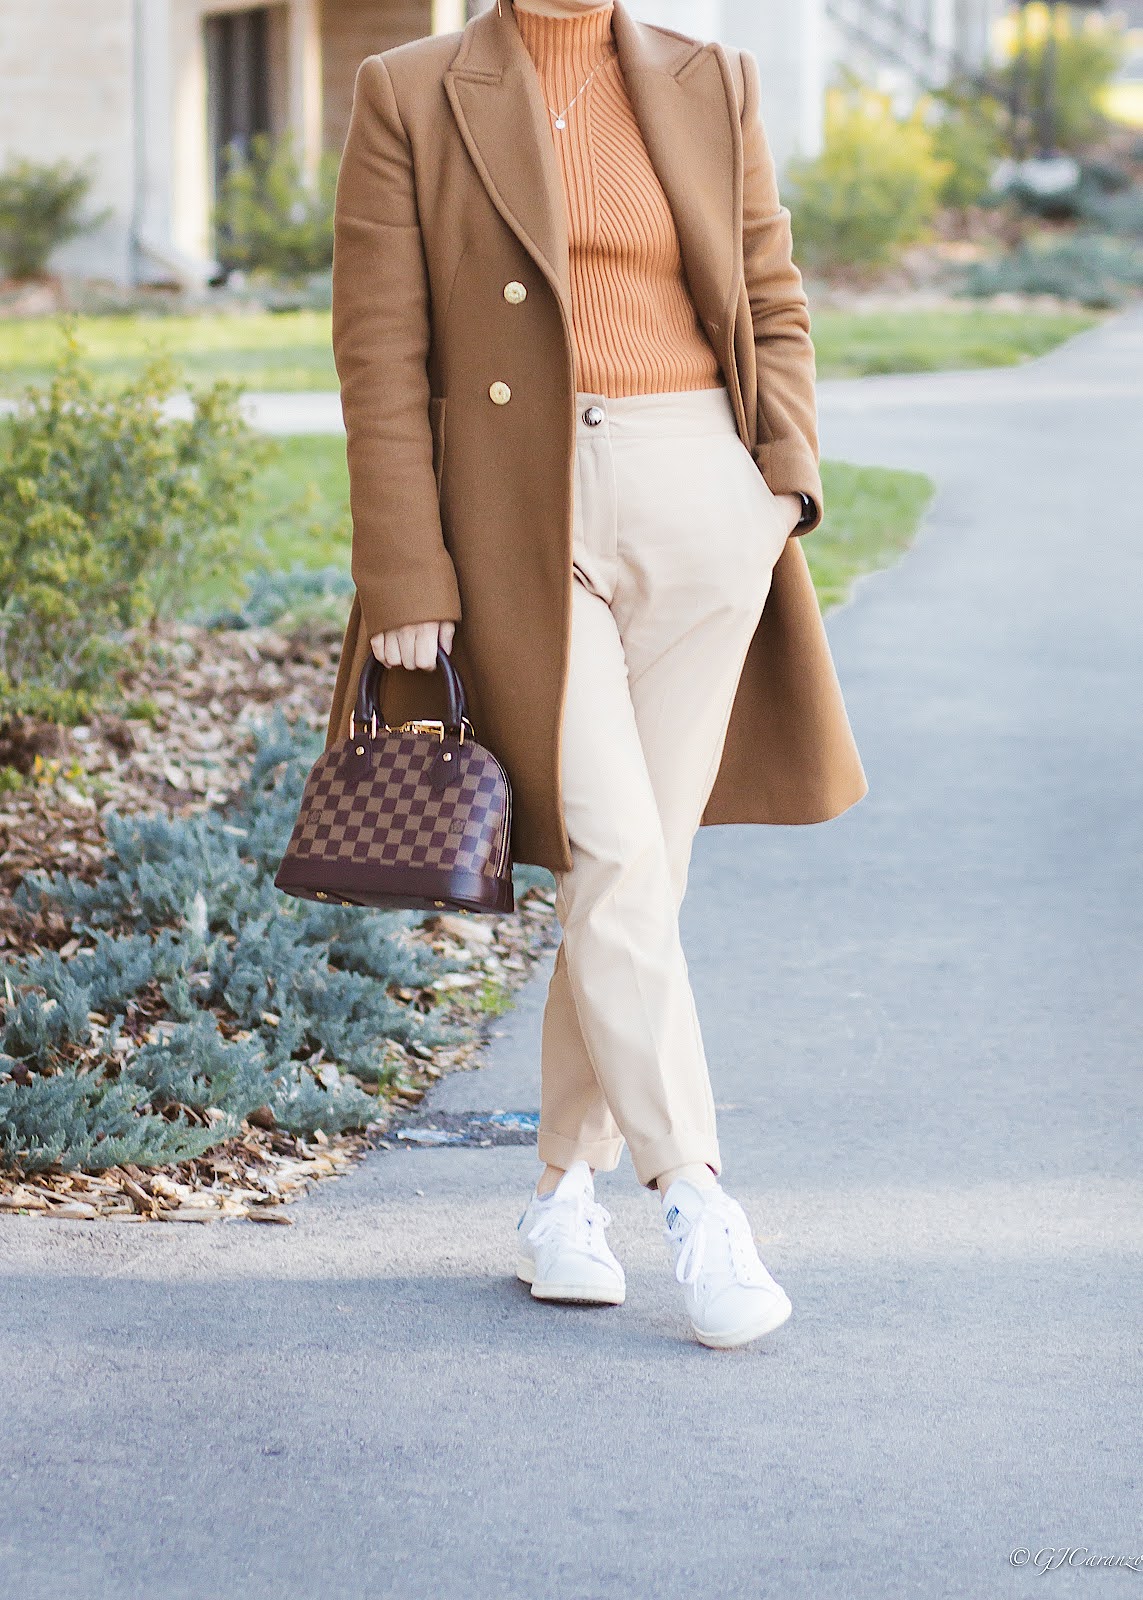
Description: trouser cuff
626,1130,722,1192
537,1127,627,1175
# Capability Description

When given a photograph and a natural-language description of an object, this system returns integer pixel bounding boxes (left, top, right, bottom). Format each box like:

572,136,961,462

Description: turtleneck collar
512,0,614,26
512,0,615,59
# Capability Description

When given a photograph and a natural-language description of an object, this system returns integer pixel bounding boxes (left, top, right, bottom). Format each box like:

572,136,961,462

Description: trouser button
583,405,605,427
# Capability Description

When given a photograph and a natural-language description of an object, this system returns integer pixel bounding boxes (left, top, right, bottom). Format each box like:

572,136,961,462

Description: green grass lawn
812,460,934,610
235,434,351,572
0,311,338,396
810,306,1099,378
204,434,932,618
0,305,1099,396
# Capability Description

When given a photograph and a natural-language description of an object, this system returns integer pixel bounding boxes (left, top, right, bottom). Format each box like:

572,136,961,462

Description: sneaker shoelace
670,1189,774,1290
527,1188,613,1259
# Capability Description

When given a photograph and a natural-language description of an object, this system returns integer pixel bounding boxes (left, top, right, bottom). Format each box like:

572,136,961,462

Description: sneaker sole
516,1257,626,1305
691,1291,792,1349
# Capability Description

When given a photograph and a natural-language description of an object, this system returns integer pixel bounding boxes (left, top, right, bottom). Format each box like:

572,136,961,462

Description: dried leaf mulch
0,619,339,955
0,617,560,1223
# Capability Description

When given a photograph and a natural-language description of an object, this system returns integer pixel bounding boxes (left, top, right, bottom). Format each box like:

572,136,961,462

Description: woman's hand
370,620,455,670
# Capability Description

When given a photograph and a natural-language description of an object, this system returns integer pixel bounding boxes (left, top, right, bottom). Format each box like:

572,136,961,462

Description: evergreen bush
196,562,355,632
929,90,1008,213
787,82,952,272
0,714,469,1173
214,132,338,281
961,233,1143,306
0,331,264,721
1075,179,1143,239
0,158,106,281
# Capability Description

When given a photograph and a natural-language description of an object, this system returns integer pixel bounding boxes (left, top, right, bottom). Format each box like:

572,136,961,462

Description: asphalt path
1,310,1140,1599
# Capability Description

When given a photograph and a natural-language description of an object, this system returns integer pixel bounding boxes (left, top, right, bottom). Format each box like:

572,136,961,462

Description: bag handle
351,644,469,740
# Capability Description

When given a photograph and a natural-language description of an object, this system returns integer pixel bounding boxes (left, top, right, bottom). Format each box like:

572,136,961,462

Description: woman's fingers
369,622,452,669
411,622,438,671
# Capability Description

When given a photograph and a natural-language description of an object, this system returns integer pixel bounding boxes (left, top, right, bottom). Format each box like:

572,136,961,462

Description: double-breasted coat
324,0,868,874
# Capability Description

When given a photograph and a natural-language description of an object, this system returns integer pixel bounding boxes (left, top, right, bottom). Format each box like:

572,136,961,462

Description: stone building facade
0,0,434,285
0,0,1004,288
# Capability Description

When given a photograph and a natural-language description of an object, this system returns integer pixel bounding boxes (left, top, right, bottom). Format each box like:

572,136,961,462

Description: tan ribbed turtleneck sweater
512,0,723,399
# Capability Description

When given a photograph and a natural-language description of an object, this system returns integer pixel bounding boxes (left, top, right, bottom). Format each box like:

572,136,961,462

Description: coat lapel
443,3,572,310
443,0,741,334
611,2,742,332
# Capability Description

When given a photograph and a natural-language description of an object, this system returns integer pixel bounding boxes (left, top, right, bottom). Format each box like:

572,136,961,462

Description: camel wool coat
324,0,868,875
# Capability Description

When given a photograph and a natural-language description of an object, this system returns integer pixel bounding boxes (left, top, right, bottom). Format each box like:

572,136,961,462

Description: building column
169,0,211,267
288,0,323,183
432,0,467,31
132,0,174,283
720,0,827,171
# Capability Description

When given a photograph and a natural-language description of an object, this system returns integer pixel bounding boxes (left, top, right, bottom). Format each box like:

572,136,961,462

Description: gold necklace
546,44,614,130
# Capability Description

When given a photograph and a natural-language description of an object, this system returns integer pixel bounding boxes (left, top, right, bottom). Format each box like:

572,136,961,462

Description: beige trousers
537,385,791,1192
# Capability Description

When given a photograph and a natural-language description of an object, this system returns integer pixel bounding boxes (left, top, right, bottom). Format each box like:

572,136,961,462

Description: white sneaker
515,1159,625,1305
661,1178,792,1348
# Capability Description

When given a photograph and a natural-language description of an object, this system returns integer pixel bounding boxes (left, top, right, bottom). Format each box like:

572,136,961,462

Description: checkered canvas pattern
281,733,509,876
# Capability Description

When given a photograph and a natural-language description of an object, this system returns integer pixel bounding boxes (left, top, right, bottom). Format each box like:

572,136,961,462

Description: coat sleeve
736,48,824,535
331,54,463,637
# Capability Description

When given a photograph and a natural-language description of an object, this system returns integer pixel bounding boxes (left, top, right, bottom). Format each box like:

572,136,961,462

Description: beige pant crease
537,385,790,1191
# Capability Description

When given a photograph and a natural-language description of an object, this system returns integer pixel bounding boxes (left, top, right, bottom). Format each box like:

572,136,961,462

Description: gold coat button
489,381,512,405
503,280,527,304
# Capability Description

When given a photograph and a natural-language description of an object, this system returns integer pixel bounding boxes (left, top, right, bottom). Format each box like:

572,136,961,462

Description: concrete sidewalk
1,311,1140,1600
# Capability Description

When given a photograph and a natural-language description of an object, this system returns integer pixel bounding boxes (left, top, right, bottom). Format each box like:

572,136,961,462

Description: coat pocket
428,396,447,497
731,435,790,575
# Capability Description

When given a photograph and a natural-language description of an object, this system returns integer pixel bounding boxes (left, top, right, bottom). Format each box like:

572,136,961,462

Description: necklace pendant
554,116,566,130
